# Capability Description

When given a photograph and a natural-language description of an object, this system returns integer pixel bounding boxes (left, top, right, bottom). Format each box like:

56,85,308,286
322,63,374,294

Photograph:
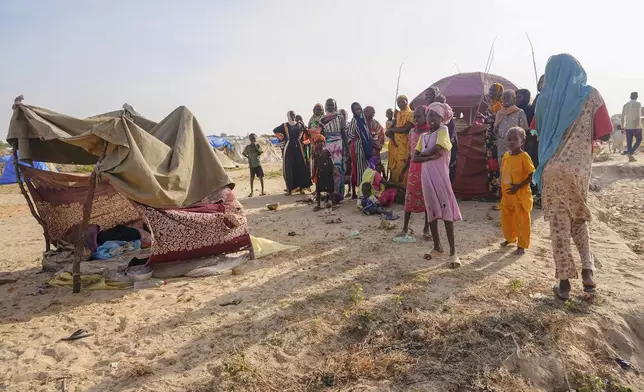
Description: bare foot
260,192,266,196
553,280,571,300
313,206,322,212
247,192,253,198
515,247,525,255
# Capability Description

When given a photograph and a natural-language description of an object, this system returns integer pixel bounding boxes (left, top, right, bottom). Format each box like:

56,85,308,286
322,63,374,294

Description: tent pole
12,149,51,252
73,141,109,293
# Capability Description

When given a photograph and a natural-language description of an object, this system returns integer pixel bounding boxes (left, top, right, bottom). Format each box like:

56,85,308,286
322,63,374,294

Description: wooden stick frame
11,148,51,251
72,141,109,293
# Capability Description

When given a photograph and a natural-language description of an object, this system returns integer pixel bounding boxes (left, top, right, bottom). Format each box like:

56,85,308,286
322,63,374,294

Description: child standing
311,134,335,211
242,133,265,197
397,106,430,239
500,127,535,255
385,108,395,130
413,102,462,268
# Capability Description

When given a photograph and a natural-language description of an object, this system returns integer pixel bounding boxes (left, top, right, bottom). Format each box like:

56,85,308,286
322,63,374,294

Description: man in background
621,92,642,162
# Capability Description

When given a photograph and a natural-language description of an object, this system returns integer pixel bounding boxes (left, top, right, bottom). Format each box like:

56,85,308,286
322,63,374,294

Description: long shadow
84,202,525,391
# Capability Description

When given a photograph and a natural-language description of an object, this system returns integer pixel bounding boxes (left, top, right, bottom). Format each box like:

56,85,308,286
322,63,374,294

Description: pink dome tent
411,72,519,125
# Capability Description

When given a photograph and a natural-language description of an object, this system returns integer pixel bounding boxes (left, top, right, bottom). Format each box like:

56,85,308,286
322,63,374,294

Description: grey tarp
7,104,232,208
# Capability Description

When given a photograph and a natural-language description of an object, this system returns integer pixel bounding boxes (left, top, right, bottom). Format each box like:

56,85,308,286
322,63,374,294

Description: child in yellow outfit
500,127,535,255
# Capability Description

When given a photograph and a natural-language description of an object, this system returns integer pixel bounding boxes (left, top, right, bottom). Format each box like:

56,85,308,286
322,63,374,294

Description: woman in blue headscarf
347,102,373,199
534,54,612,300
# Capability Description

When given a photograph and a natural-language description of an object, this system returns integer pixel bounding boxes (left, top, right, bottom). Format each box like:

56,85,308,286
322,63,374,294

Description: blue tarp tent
206,136,232,150
0,154,56,185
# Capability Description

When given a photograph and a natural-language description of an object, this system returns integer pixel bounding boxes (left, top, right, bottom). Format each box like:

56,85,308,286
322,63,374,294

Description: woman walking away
483,83,505,200
500,127,535,255
386,95,415,198
320,98,349,203
347,102,373,199
273,111,312,195
534,54,612,300
397,106,430,239
495,90,529,163
414,102,462,268
365,106,385,157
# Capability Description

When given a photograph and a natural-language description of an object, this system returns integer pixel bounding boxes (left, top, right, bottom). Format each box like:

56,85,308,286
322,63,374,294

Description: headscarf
427,102,454,125
494,90,520,127
489,83,504,113
287,110,297,126
516,89,535,124
313,133,326,145
395,95,414,128
309,104,324,128
325,98,338,114
534,53,592,189
350,102,373,160
368,156,381,169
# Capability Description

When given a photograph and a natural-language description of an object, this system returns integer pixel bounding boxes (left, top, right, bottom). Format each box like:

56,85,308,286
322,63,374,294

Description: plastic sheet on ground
251,235,299,258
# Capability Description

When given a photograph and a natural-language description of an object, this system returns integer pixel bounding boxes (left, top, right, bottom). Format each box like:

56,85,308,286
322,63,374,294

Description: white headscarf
287,110,297,126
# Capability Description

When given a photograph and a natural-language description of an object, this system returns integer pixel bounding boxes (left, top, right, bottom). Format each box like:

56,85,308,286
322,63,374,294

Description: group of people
242,53,617,300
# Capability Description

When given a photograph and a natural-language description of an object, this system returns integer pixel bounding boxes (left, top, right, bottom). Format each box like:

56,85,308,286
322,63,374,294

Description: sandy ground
1,157,644,391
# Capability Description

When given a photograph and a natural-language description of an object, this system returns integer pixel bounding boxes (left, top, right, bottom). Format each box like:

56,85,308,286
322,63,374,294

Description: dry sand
1,158,644,391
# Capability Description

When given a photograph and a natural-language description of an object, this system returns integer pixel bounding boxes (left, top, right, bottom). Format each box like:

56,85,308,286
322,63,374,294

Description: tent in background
412,72,520,199
412,72,518,125
0,153,56,185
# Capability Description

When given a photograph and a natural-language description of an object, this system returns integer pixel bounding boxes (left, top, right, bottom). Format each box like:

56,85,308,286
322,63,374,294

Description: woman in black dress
273,111,312,195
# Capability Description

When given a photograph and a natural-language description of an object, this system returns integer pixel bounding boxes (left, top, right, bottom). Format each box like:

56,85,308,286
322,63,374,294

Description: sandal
552,284,570,301
393,235,416,243
582,281,596,293
448,255,462,268
60,329,92,341
424,249,444,260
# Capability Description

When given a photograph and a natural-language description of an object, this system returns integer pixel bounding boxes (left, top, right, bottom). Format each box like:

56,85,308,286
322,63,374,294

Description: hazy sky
1,0,642,139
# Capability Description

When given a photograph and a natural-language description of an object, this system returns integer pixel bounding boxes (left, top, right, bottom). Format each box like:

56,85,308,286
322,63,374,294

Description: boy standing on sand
242,133,265,197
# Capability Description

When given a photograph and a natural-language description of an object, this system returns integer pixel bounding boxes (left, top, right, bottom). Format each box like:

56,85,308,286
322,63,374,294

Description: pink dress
419,129,462,222
404,129,427,213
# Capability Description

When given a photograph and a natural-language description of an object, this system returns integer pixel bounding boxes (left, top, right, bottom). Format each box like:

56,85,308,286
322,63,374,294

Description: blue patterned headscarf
534,54,592,189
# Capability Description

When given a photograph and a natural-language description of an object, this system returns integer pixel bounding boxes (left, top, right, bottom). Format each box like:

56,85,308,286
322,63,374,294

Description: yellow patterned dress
387,106,414,187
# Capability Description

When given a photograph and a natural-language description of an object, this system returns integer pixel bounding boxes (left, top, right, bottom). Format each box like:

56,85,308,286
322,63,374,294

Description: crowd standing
241,53,631,299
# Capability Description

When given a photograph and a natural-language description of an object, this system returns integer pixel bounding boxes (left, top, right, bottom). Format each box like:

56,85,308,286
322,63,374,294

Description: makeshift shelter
228,136,283,165
412,72,520,199
0,153,56,185
7,100,252,292
411,72,519,125
451,123,489,199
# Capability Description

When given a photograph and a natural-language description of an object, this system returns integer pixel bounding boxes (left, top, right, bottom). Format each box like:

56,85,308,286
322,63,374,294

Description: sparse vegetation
509,279,524,292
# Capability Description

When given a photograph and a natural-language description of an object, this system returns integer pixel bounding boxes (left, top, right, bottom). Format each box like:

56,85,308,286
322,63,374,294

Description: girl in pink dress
398,106,430,238
413,102,463,268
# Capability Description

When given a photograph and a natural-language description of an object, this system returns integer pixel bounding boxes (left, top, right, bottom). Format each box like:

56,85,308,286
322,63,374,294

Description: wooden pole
525,32,539,88
12,148,51,251
72,141,109,293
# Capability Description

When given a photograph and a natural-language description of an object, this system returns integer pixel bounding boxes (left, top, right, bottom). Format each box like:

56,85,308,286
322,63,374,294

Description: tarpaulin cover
0,153,56,185
451,123,489,199
207,135,233,150
7,104,232,208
